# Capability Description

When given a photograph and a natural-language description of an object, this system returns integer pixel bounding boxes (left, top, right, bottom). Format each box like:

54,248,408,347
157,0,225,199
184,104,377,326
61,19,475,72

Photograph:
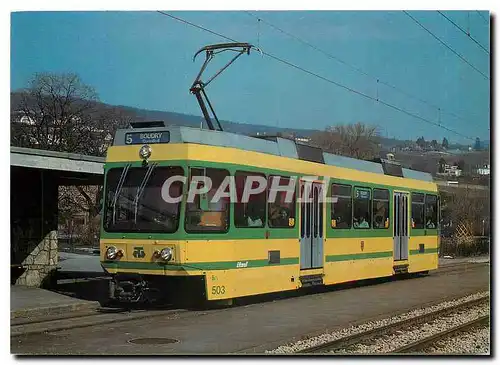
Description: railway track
392,315,490,354
11,307,189,338
297,295,489,354
12,261,487,339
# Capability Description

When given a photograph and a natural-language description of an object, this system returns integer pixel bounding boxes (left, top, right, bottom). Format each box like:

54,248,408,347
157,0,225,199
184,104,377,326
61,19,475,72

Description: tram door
300,182,324,269
393,192,409,261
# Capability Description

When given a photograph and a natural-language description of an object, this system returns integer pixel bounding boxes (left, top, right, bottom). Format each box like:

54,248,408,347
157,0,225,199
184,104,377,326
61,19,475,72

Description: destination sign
355,189,371,199
125,131,170,145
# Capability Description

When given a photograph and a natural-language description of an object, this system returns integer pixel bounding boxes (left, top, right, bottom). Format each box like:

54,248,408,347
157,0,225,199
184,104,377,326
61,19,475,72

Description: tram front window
103,166,184,233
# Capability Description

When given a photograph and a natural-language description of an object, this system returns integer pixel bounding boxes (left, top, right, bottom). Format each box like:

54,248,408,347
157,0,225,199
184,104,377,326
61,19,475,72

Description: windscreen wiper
111,163,131,224
190,42,259,131
133,163,158,223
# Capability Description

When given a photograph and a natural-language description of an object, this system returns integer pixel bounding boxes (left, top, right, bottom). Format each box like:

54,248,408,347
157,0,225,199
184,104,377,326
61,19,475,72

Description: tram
99,43,439,304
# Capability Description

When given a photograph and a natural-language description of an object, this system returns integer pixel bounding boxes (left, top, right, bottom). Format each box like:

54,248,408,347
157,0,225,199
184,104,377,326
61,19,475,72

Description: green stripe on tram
409,247,438,255
325,251,393,262
102,257,300,271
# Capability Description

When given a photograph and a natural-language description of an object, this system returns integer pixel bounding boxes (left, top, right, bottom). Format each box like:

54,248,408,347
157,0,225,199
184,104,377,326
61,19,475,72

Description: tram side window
185,167,230,233
411,193,425,229
268,176,296,228
234,171,266,228
373,189,390,229
331,184,352,229
425,194,438,229
353,187,371,229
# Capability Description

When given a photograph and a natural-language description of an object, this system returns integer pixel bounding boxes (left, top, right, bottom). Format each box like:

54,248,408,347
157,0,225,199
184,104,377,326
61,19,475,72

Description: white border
4,1,496,364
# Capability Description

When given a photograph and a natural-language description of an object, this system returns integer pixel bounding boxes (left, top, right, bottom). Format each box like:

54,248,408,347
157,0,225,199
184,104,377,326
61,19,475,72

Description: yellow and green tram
100,123,439,304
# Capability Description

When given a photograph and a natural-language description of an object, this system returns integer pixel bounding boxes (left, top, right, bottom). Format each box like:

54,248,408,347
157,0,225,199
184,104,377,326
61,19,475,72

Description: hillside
117,104,321,137
11,91,479,151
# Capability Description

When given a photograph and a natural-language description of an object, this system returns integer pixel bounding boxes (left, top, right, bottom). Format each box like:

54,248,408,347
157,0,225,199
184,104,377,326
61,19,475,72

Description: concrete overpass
11,147,104,286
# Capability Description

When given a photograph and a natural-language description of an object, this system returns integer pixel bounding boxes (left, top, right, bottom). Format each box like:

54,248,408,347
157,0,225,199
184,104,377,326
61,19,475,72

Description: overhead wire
403,11,489,80
436,11,489,54
156,10,475,141
476,10,489,24
244,11,479,130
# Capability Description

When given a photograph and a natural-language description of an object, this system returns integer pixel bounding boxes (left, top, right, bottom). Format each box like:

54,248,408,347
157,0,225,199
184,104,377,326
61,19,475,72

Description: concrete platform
58,252,104,273
11,285,99,320
11,263,489,354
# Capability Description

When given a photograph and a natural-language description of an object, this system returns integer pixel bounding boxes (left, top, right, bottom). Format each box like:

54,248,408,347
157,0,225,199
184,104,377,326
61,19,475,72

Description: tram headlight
160,247,173,262
139,145,152,160
106,246,120,260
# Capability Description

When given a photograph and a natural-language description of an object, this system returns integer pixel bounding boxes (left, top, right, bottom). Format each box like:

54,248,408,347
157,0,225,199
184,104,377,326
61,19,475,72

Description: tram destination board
125,131,170,145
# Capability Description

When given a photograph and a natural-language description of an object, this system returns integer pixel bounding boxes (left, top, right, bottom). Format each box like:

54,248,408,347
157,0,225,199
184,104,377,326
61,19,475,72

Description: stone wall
15,231,58,286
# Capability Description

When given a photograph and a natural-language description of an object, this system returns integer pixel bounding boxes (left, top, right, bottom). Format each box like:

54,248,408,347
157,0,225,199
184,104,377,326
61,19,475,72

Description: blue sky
11,11,490,144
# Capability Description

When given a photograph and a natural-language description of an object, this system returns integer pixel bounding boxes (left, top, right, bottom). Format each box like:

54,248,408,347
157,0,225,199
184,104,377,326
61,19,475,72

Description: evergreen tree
442,137,449,149
416,136,426,148
474,137,481,150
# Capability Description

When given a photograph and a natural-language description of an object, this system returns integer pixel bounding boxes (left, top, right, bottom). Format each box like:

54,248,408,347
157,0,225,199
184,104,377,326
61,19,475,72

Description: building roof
10,146,104,175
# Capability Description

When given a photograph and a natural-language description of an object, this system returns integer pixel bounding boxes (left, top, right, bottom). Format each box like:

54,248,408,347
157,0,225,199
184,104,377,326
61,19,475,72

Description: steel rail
10,307,187,338
298,296,489,353
392,314,490,353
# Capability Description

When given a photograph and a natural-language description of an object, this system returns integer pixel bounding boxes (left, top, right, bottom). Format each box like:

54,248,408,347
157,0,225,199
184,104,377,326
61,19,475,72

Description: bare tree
11,73,99,153
91,106,136,156
311,122,380,160
11,72,136,246
441,187,489,238
11,72,135,156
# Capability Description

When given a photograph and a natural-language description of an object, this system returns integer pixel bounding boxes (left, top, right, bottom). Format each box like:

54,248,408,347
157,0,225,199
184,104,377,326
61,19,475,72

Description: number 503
211,285,226,295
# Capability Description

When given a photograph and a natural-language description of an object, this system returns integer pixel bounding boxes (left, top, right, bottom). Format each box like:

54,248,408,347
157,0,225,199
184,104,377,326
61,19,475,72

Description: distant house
438,164,462,177
11,109,113,154
476,164,490,176
11,110,35,125
295,136,311,143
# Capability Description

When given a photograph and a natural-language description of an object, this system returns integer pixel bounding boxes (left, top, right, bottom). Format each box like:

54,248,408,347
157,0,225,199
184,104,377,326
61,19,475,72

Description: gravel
426,327,490,355
268,291,489,354
331,303,489,354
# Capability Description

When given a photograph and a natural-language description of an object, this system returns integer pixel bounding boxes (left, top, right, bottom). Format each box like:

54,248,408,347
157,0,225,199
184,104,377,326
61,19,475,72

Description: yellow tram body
100,127,439,303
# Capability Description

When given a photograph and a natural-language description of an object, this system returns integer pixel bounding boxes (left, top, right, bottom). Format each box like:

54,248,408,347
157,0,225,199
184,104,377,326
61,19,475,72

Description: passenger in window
359,216,369,228
374,215,384,228
336,217,349,229
269,204,290,227
354,215,369,228
248,216,263,227
246,205,264,227
426,217,436,229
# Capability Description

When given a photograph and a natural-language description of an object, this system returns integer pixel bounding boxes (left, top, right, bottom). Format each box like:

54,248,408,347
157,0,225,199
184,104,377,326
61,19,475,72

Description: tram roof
113,125,433,183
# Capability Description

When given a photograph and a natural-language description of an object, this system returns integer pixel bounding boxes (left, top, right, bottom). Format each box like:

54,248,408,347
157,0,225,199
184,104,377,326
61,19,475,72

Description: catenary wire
156,10,475,141
244,11,479,129
436,11,489,54
403,11,489,80
476,10,489,24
